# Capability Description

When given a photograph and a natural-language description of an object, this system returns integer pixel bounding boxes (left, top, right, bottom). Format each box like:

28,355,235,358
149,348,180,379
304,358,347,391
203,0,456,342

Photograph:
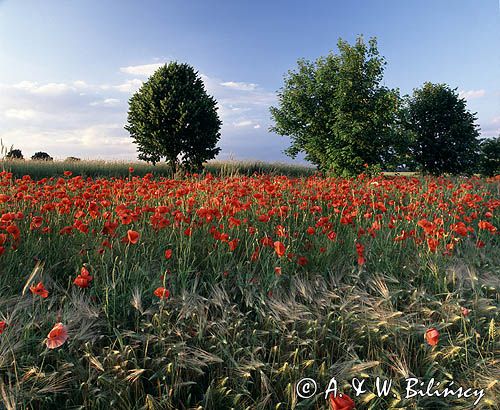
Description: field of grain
0,168,498,409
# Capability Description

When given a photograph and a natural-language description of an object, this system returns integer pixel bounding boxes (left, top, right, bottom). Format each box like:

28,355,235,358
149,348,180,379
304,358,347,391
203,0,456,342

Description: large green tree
125,62,222,173
270,36,403,176
405,82,480,175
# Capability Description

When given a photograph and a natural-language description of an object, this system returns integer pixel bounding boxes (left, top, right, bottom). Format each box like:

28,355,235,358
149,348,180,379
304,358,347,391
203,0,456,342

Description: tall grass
0,159,316,179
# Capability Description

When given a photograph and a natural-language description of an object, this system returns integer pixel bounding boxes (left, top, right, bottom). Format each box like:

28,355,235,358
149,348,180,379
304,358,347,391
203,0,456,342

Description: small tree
406,83,480,175
125,62,222,173
270,36,403,176
477,136,500,177
31,152,53,161
6,149,24,160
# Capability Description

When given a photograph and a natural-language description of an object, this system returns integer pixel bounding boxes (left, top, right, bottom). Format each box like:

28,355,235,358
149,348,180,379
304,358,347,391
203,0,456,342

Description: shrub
5,148,24,160
31,152,53,161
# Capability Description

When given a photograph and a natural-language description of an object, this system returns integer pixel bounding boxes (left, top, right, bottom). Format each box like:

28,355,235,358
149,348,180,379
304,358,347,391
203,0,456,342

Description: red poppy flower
123,229,140,244
461,307,470,316
30,282,49,298
355,243,365,266
329,392,355,410
73,266,93,288
63,171,72,177
0,321,6,334
30,216,43,230
129,167,134,173
154,287,170,299
425,327,439,346
478,220,497,233
165,249,173,259
46,322,68,349
228,239,239,251
297,256,308,266
275,267,282,276
427,237,439,252
306,226,316,235
274,241,286,257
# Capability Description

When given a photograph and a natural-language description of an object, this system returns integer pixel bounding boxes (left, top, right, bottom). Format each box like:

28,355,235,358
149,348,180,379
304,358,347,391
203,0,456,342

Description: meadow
0,163,498,409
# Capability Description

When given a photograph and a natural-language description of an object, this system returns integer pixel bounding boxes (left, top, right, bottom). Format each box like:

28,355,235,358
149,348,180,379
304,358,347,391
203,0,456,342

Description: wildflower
426,237,439,252
73,266,93,288
154,287,170,299
129,167,134,173
63,171,72,177
164,249,173,259
122,229,140,244
228,239,239,251
306,226,316,235
297,256,308,266
355,242,365,266
274,241,286,257
30,216,43,230
46,323,68,349
478,220,497,233
425,327,439,346
0,321,6,334
476,240,485,248
329,392,355,410
275,267,282,276
30,282,49,298
461,307,470,316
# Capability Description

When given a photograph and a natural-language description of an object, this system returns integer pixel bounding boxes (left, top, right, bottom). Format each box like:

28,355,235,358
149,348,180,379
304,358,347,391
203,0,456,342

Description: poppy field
0,169,498,409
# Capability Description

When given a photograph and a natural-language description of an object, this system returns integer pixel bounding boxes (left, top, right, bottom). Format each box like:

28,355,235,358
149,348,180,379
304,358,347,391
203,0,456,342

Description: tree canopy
405,82,480,175
125,62,222,173
270,36,403,176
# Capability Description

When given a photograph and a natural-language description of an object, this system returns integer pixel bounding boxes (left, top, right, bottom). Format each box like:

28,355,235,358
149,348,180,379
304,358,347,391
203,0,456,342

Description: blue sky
0,0,498,162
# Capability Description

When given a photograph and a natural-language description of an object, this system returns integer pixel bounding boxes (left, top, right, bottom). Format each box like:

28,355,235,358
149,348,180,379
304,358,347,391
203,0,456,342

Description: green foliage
125,62,222,173
6,148,24,160
270,36,403,176
405,83,480,175
477,136,500,177
31,152,53,161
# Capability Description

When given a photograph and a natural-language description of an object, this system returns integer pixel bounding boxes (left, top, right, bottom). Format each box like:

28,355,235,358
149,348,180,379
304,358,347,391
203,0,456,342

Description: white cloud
73,80,89,89
89,98,120,107
229,120,262,130
1,124,135,159
220,81,258,91
120,63,164,76
4,108,39,120
112,79,143,93
233,120,254,127
13,81,74,95
459,89,486,100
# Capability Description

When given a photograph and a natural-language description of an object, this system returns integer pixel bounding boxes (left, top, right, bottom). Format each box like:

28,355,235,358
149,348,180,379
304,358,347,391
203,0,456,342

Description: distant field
0,159,318,179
